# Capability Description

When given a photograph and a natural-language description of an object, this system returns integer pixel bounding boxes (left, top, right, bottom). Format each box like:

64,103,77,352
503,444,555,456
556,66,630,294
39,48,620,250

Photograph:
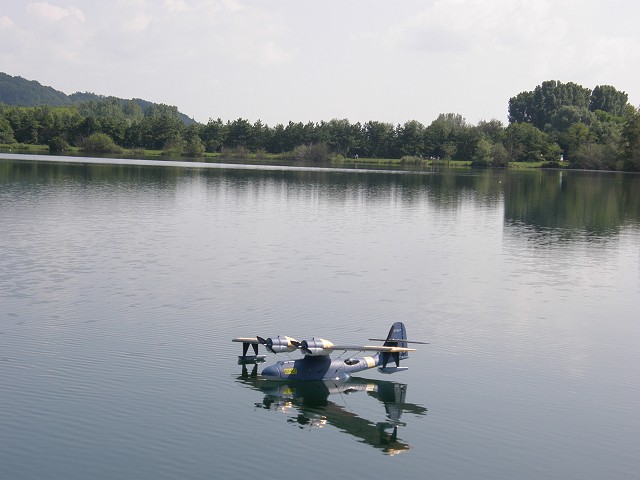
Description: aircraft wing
232,337,260,344
329,345,416,353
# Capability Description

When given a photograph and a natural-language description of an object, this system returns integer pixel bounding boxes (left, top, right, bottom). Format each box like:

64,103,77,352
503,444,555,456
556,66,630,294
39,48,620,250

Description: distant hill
0,72,196,125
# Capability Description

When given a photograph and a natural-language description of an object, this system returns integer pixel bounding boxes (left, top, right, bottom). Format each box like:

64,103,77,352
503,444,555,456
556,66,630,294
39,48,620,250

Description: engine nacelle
259,335,299,354
300,338,334,356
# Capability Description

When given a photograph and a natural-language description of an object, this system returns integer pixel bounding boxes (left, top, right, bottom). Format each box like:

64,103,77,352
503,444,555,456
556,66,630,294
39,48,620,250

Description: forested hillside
1,74,639,171
0,72,195,125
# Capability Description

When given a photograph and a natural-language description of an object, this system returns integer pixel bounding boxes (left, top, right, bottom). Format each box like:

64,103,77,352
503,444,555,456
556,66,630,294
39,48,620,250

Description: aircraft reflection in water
236,363,428,455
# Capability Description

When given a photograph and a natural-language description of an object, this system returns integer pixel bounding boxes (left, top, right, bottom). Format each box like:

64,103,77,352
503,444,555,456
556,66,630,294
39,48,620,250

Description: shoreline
0,145,558,172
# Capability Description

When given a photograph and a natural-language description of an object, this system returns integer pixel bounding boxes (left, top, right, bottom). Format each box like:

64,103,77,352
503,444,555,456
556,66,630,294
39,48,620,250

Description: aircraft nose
261,364,281,378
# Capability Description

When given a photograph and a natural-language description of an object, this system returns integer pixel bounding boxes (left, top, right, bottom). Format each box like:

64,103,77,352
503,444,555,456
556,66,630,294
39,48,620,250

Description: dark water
1,154,639,479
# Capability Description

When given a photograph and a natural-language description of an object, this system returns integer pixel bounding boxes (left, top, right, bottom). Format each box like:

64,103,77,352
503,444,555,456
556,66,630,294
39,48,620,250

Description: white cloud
27,1,85,23
164,0,188,14
0,16,14,29
259,41,296,67
384,0,566,55
122,12,154,33
2,0,639,124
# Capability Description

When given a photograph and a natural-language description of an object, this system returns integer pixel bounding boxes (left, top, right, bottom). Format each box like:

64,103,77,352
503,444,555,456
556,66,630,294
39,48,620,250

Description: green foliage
362,121,396,158
81,132,122,154
0,72,194,125
48,136,70,152
504,122,561,162
0,116,16,143
509,80,628,130
491,142,510,167
590,85,628,117
508,80,634,169
471,137,493,166
183,135,205,157
621,107,640,171
0,72,69,106
3,71,639,172
509,80,591,129
322,118,360,157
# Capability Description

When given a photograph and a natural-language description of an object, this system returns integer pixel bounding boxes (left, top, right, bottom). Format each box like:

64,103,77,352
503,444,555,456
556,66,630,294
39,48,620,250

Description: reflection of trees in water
502,170,640,236
3,158,638,238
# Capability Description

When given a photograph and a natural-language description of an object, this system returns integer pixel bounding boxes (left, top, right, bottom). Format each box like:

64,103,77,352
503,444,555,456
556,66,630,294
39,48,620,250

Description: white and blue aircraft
232,322,426,381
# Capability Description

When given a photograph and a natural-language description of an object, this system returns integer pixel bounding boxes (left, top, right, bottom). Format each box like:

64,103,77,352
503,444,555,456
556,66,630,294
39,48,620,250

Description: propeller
257,336,274,354
289,339,313,355
257,335,299,354
299,340,312,356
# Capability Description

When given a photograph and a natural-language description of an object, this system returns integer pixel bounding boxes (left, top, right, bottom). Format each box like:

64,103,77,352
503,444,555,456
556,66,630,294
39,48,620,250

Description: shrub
48,136,70,152
290,143,331,163
183,136,205,157
81,133,122,154
400,155,425,165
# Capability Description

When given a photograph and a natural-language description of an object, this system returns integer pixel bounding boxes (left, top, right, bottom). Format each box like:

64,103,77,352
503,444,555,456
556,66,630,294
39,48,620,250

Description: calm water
1,154,639,479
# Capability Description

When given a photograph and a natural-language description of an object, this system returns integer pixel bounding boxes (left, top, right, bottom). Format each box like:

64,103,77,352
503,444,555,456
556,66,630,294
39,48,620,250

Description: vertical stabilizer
377,322,409,369
384,322,409,360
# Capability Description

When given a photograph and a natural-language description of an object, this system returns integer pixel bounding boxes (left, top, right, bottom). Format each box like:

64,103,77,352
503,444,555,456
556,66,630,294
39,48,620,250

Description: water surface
1,154,639,479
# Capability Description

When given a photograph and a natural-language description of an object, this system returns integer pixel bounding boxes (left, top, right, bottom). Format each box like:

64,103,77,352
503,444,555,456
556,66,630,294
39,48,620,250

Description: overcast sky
1,0,639,126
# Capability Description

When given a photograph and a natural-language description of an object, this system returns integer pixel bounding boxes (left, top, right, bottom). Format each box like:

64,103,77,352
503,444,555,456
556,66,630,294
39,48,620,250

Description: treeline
1,80,639,171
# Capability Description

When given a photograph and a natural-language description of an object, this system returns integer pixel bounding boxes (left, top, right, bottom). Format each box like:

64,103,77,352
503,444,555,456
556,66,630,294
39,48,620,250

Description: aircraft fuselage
261,354,380,381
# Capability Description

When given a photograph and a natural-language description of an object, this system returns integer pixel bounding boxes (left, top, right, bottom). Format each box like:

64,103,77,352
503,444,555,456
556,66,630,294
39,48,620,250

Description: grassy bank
1,143,567,170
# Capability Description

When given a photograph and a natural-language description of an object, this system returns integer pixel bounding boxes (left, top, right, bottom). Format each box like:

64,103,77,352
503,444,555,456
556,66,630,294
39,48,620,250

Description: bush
290,143,331,163
81,133,122,154
400,155,425,165
48,136,70,152
183,136,205,157
221,146,249,158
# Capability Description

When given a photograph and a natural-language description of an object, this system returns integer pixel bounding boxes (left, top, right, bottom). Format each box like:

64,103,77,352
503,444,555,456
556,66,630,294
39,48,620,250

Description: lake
1,153,639,479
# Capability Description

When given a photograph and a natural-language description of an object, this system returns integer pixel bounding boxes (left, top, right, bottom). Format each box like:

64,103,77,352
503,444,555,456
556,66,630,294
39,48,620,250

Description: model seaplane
232,322,426,381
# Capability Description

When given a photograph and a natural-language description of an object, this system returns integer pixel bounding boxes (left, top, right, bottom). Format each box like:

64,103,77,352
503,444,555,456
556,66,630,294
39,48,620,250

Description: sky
1,0,639,126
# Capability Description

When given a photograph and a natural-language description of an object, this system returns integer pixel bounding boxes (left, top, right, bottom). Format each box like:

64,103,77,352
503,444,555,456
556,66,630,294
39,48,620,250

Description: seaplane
232,322,426,381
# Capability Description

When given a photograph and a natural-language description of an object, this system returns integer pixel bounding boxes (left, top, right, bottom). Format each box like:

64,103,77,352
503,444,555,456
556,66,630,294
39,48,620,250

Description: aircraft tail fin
370,322,427,372
384,321,409,361
377,322,408,370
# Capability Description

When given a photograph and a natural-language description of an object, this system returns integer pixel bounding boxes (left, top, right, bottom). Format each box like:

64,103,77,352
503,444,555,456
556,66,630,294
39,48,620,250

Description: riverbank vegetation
1,80,639,171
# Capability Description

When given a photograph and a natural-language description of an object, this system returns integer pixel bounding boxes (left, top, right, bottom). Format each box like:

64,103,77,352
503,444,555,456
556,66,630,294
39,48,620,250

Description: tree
249,119,270,152
0,117,16,143
590,85,628,116
363,121,396,158
504,122,560,162
491,142,510,167
509,80,591,130
476,119,505,144
424,113,471,159
323,119,359,157
570,142,616,170
397,120,425,157
200,118,227,153
468,136,509,168
138,106,184,150
621,107,640,171
564,122,593,160
224,118,252,150
182,124,204,157
471,137,493,166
